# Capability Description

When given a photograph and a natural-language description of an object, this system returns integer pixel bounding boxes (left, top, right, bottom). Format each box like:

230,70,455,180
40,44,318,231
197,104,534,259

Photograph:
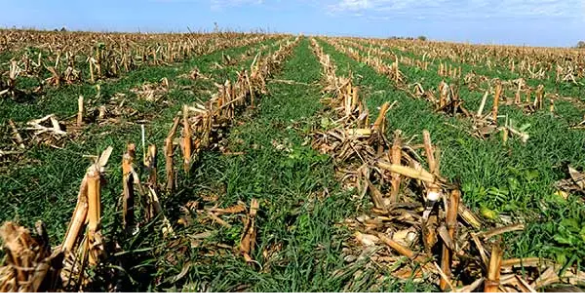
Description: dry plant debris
0,147,112,291
328,38,535,144
1,30,279,92
130,77,170,102
309,38,585,292
2,32,585,292
555,166,585,198
0,37,300,292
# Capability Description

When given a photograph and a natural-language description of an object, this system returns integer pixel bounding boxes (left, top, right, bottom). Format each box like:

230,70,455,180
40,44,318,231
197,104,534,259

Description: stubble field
1,29,584,291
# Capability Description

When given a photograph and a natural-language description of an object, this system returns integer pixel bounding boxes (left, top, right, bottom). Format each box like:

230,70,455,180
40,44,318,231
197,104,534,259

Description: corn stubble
0,30,275,95
310,38,584,292
0,147,112,291
328,37,540,144
0,36,301,291
2,31,584,291
359,36,584,85
0,34,284,172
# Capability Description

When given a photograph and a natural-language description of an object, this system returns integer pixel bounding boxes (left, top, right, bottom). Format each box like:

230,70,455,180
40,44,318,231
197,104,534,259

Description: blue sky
2,0,584,47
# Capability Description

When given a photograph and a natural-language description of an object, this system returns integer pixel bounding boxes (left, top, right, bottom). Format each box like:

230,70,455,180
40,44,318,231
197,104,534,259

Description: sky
1,0,584,47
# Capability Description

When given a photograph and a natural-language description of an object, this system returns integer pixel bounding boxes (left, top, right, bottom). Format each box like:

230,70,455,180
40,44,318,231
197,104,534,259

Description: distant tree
60,27,67,32
418,35,427,41
577,41,585,49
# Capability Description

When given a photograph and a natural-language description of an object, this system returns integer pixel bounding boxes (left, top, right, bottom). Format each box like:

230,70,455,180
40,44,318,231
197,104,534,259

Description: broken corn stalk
440,190,460,291
86,166,102,266
377,161,435,184
165,117,180,192
122,144,136,231
182,105,193,174
492,82,502,123
389,130,402,203
485,245,503,292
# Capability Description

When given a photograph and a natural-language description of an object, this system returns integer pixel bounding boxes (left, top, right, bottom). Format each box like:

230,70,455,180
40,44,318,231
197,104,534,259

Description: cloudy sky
2,0,584,47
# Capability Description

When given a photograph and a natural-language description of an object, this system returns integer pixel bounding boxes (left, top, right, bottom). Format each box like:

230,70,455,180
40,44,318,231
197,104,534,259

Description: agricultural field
0,29,585,292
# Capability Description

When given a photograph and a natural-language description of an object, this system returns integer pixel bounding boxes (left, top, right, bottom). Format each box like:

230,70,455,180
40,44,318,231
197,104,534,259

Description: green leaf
560,219,580,231
507,177,520,191
555,252,567,265
320,117,331,129
554,234,575,245
519,123,531,132
525,170,539,181
480,206,498,220
507,166,521,177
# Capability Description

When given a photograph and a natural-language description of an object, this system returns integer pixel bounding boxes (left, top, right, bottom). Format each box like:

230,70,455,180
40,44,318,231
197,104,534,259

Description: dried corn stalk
240,199,259,263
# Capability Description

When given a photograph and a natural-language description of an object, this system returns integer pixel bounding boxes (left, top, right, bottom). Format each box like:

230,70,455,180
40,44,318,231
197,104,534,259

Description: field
1,29,585,291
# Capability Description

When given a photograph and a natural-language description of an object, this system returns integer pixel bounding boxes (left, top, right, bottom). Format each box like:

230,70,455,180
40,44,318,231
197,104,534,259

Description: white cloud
210,0,264,9
153,0,584,19
335,0,372,11
326,0,585,19
150,0,264,4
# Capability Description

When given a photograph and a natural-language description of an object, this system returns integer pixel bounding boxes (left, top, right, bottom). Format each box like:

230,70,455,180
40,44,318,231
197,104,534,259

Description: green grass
352,38,585,125
0,34,261,93
319,38,585,268
0,37,283,237
360,39,585,92
0,37,281,124
144,37,360,291
1,35,584,291
360,42,585,124
122,38,432,291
